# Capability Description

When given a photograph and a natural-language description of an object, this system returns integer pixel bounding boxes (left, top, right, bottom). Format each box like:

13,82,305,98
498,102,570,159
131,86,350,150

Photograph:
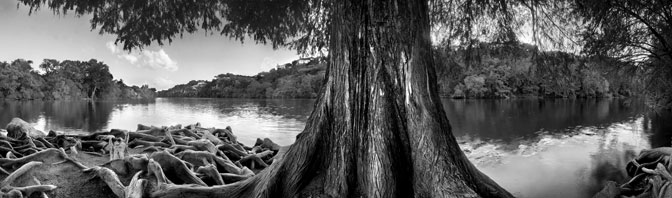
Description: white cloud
105,41,178,72
153,77,176,90
105,41,121,54
141,49,178,71
120,54,139,64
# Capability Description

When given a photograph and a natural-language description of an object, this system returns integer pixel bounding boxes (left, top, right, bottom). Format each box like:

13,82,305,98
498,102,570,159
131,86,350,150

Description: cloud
105,41,178,72
153,77,176,90
141,49,178,71
120,54,139,64
105,41,120,53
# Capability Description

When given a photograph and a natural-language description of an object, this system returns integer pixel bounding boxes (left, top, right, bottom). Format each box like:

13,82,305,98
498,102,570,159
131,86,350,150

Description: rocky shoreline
594,147,672,198
0,118,283,197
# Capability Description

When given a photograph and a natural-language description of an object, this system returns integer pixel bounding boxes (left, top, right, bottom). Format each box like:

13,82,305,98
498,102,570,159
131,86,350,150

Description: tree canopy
573,0,672,108
18,0,571,55
0,58,155,100
19,0,324,54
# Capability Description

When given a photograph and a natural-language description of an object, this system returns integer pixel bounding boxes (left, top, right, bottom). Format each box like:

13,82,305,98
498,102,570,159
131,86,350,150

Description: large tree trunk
151,0,512,197
90,86,97,100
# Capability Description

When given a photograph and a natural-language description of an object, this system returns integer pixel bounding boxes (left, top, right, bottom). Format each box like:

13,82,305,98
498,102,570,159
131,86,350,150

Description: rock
213,127,237,143
5,118,46,139
167,124,181,130
137,124,153,131
185,122,201,129
255,138,281,152
592,181,620,198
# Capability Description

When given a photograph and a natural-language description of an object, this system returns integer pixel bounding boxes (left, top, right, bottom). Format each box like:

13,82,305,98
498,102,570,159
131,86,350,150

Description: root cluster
594,147,672,198
0,118,283,198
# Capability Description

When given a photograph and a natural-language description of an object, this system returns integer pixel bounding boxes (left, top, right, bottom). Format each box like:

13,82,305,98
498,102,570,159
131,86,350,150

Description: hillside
159,58,326,98
434,43,642,98
160,43,642,99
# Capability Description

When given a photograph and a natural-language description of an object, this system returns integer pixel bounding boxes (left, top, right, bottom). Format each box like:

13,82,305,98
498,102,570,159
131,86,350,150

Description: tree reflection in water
587,110,672,197
0,99,155,133
0,98,669,198
646,110,672,148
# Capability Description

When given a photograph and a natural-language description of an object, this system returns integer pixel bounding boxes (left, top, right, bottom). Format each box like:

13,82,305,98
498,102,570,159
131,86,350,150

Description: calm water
0,97,669,198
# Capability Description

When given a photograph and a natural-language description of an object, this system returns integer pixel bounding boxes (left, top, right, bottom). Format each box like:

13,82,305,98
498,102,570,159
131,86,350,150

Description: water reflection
646,110,672,148
465,117,649,198
445,98,646,141
0,100,120,133
0,98,312,145
102,98,313,145
0,98,670,198
446,98,672,198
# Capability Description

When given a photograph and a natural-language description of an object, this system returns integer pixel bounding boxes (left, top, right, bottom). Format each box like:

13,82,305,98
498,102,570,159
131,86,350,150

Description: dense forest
158,58,326,98
0,59,156,100
160,42,641,99
435,42,642,98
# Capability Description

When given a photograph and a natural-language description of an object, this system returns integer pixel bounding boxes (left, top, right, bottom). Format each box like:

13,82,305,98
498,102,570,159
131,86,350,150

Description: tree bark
91,86,97,100
150,0,512,197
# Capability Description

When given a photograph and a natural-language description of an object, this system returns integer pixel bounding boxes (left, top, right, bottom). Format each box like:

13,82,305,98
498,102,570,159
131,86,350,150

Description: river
0,97,668,198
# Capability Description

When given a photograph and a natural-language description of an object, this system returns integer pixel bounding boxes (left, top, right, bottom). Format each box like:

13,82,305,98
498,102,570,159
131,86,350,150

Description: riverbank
0,59,157,101
0,97,657,197
158,43,642,100
0,118,283,197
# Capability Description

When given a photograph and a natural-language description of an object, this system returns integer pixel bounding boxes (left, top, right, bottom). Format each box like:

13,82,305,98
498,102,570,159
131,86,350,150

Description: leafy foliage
17,0,326,55
0,58,156,100
574,0,672,109
15,0,667,106
159,58,325,98
162,44,640,100
0,60,46,100
434,42,643,98
430,0,580,52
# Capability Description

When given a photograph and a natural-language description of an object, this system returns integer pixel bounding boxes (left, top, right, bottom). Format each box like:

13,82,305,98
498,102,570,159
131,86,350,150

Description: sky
0,0,299,90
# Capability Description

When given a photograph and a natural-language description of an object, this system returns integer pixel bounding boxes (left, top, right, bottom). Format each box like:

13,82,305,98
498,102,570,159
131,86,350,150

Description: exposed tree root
149,151,206,186
129,139,170,148
196,164,224,186
595,147,672,197
86,166,126,198
1,117,285,197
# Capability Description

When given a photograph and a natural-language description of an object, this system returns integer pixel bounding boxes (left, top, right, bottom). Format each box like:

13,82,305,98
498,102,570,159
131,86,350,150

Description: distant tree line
434,42,643,99
160,43,641,99
0,59,156,100
158,58,326,98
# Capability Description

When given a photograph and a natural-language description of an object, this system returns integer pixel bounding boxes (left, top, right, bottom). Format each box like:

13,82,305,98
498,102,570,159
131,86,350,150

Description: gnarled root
597,147,672,198
0,158,118,198
0,149,70,170
175,150,243,175
1,162,44,188
125,171,147,198
0,120,283,198
101,155,149,185
186,140,217,154
196,164,224,186
86,166,125,198
129,139,170,148
149,151,206,186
